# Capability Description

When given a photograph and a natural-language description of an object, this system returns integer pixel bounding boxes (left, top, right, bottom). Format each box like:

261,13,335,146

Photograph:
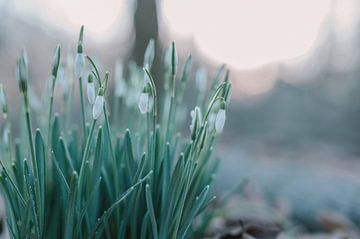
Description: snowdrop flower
74,26,85,78
207,112,216,132
138,84,152,114
92,88,104,120
138,92,149,114
190,106,202,140
87,73,96,104
215,101,226,134
16,49,29,93
74,52,85,78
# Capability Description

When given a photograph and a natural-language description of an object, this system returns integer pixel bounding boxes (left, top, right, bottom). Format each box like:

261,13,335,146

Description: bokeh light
161,0,332,69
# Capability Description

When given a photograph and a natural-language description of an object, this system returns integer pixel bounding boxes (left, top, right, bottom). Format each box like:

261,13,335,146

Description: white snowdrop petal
195,107,202,125
87,82,96,104
74,53,85,78
215,109,226,133
92,95,104,119
208,112,217,131
138,93,149,114
190,109,196,132
190,106,203,133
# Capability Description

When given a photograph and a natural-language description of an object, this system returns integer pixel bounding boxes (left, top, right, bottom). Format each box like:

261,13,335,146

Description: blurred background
1,0,360,236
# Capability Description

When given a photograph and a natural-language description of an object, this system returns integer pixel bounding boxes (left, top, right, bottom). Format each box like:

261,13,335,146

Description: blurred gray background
1,0,360,232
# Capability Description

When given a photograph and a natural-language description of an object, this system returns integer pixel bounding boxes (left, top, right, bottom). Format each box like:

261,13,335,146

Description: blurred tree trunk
133,0,159,66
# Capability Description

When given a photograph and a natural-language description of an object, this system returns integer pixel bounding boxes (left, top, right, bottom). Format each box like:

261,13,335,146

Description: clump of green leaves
0,26,231,239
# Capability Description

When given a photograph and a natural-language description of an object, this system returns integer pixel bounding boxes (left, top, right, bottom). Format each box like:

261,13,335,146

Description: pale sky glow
161,0,332,69
43,0,126,36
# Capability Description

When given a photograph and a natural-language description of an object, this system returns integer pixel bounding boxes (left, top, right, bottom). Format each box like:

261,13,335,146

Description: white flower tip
138,93,149,114
215,109,226,133
92,95,104,119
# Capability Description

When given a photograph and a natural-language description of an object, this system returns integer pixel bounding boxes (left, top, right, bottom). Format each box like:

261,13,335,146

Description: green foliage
0,26,231,238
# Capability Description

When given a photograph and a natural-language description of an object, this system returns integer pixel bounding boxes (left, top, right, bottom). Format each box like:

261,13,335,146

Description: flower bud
52,45,61,78
74,26,85,78
215,102,226,134
87,74,95,104
92,88,104,120
16,49,29,93
207,112,216,131
143,39,155,69
190,107,202,140
138,92,149,114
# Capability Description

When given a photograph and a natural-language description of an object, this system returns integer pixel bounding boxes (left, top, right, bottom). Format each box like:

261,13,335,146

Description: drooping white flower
207,112,217,131
74,53,85,78
87,81,95,104
92,89,104,120
215,109,226,134
190,106,202,133
138,92,149,114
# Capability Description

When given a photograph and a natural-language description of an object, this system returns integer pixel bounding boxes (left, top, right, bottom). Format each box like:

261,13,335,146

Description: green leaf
64,171,78,239
23,159,40,237
145,184,158,239
35,129,45,229
179,185,210,238
52,152,70,194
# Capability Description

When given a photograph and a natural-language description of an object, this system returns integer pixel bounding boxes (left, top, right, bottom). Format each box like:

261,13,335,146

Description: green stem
78,119,96,199
79,76,87,139
103,103,115,161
